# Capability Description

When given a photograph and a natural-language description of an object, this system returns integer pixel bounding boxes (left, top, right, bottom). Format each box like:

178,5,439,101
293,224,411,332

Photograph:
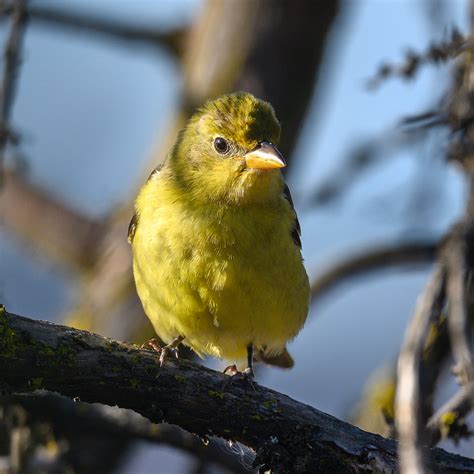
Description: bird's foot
222,364,256,391
140,338,163,352
157,344,179,367
140,338,180,367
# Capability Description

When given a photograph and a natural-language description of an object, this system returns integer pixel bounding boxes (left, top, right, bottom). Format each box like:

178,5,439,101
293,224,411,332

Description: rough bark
1,309,473,473
0,392,248,473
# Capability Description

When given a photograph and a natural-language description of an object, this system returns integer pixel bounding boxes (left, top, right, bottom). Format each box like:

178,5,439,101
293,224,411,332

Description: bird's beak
244,141,286,170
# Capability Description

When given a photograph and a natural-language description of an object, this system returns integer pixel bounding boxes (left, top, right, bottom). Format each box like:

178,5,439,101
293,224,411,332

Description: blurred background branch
1,170,100,270
1,392,249,473
310,240,438,302
0,0,27,184
391,2,474,469
396,265,446,473
0,2,186,56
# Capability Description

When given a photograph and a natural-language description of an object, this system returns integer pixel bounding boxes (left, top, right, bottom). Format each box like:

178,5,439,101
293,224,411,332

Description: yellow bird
129,92,309,378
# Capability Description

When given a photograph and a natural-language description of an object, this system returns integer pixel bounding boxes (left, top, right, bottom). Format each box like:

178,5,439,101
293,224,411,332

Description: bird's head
169,92,285,205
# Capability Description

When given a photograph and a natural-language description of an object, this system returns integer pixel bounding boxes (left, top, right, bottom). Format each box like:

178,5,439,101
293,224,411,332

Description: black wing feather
282,183,302,249
127,164,163,244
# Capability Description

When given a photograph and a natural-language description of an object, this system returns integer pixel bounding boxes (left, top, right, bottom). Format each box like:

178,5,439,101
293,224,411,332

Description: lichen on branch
1,308,474,473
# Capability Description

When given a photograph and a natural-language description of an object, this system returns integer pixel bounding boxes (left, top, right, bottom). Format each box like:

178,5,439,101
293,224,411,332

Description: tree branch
366,29,466,89
444,231,474,385
310,127,431,207
395,266,446,474
1,392,249,473
0,2,185,56
0,0,27,184
1,309,473,473
1,171,101,270
310,241,438,302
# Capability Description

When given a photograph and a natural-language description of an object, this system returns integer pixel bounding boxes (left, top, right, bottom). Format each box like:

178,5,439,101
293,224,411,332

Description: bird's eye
214,137,229,154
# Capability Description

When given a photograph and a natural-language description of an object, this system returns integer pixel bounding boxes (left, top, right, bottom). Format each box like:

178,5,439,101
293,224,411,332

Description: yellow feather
131,92,310,365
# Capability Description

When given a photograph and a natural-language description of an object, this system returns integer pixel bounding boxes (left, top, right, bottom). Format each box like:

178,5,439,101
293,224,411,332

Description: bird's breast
132,192,309,358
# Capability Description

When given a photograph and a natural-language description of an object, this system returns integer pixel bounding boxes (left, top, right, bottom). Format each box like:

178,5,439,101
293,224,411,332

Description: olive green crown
195,92,281,149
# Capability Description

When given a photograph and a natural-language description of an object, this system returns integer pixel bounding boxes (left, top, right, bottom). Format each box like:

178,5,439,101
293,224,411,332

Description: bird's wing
127,164,163,244
255,184,301,370
282,183,302,249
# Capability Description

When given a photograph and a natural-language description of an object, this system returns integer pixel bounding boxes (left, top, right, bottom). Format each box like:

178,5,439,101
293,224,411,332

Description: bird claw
140,338,163,352
223,364,239,376
242,366,255,378
140,338,179,367
222,364,256,391
158,345,179,367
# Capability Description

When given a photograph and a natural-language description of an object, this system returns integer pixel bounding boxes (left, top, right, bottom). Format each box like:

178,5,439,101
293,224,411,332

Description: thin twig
0,3,184,56
310,241,438,301
0,0,28,186
310,127,430,207
367,29,466,89
468,175,474,217
399,110,447,130
396,265,446,474
445,234,474,386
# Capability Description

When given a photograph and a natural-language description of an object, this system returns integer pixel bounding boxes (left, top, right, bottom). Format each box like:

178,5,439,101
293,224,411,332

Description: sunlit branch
2,309,473,473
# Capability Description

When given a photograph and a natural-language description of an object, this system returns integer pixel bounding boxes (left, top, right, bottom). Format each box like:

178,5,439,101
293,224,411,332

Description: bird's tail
255,347,294,369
